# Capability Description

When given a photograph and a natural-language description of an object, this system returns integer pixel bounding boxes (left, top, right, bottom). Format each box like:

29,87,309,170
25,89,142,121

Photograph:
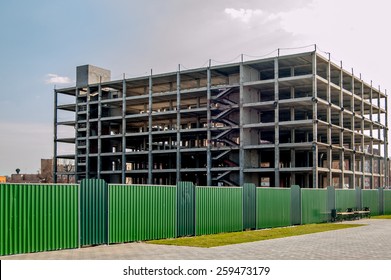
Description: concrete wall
76,65,111,87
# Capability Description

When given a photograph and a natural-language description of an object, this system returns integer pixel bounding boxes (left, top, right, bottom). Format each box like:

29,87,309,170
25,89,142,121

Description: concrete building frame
54,50,389,188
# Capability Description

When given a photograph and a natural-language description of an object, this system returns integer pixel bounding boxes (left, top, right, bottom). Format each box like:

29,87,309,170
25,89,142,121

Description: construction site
54,50,388,188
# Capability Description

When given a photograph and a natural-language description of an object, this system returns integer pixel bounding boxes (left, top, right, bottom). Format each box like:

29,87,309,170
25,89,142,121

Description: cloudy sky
0,0,390,176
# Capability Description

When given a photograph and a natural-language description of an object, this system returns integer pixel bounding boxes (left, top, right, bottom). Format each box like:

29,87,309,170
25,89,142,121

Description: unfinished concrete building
54,51,388,188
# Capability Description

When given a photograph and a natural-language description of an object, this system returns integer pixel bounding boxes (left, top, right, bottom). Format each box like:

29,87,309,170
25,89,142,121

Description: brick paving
1,219,390,260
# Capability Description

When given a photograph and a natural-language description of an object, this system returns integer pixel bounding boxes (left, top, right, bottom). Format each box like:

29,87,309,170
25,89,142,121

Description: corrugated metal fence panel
327,186,336,221
243,183,256,230
0,183,78,256
177,182,195,237
290,185,301,225
335,189,357,211
301,189,328,224
384,190,391,215
109,184,176,244
256,188,291,229
80,179,108,246
196,186,243,236
362,190,380,216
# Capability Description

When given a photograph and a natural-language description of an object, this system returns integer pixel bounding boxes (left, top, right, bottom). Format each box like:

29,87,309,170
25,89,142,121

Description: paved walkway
1,219,391,260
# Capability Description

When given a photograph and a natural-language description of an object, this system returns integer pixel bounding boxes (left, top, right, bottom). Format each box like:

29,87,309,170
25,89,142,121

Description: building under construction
54,50,388,188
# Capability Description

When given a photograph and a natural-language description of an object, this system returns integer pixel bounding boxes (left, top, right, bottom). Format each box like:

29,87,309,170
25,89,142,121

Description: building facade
54,51,388,188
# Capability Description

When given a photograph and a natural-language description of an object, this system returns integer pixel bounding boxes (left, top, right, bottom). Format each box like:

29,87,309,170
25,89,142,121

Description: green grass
372,215,391,219
147,223,364,248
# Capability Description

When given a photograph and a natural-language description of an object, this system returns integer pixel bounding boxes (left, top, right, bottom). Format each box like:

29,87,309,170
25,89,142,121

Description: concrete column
206,64,212,185
361,80,365,188
274,58,280,187
290,86,295,185
370,82,374,188
312,52,318,188
351,69,356,188
97,81,102,179
377,91,382,186
148,71,153,184
239,62,245,186
176,65,181,182
385,92,389,187
340,146,345,188
327,55,332,187
339,63,344,188
86,87,90,179
378,90,382,168
378,89,382,186
53,89,58,183
122,76,127,183
75,88,79,182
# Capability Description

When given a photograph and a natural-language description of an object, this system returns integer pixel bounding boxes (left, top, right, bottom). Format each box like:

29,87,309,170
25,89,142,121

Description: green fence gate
196,186,243,236
177,182,196,237
362,189,380,216
301,189,328,224
256,187,291,229
109,184,176,243
80,179,108,246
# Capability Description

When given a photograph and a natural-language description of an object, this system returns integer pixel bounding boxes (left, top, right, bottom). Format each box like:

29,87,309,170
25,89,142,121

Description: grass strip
147,223,364,248
372,215,391,219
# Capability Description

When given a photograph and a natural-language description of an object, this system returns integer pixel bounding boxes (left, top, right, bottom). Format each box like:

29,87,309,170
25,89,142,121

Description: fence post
290,185,301,225
379,187,384,215
356,186,362,210
176,181,196,237
327,186,335,221
243,183,256,230
384,190,391,215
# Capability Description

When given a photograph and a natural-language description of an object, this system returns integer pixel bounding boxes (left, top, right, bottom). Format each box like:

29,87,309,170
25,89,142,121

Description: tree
57,159,75,183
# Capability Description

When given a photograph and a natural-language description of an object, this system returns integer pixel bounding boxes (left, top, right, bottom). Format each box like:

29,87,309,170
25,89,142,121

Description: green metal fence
2,180,391,257
196,186,243,236
256,188,291,229
384,190,391,215
301,189,328,224
335,189,357,211
109,184,176,243
362,190,380,216
0,183,78,256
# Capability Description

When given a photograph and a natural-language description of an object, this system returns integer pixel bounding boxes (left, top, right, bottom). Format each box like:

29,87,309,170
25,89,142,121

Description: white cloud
45,74,72,84
224,8,263,23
